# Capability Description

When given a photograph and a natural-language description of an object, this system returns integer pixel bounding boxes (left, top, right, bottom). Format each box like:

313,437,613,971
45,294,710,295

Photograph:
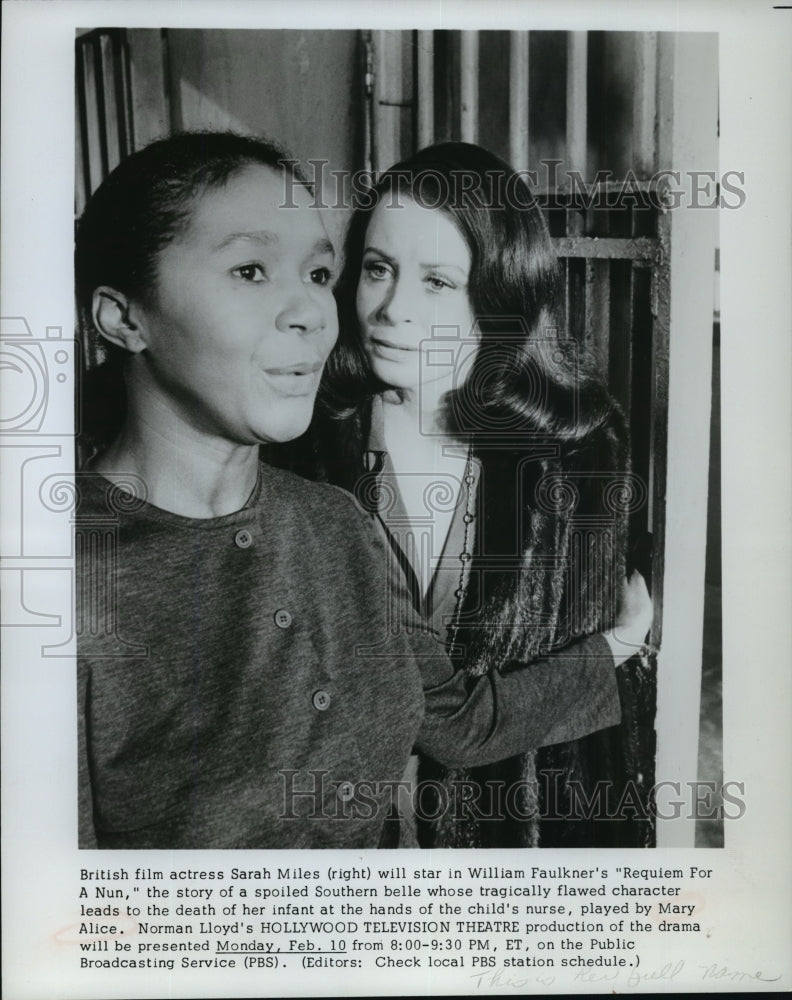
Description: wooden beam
509,32,529,172
416,31,434,150
552,236,658,260
460,32,479,143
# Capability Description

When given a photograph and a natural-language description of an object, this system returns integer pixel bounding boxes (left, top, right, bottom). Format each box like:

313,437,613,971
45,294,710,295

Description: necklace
447,446,477,654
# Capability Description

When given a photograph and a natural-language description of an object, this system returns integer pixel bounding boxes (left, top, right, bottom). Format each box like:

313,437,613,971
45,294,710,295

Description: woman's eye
309,266,334,287
233,264,266,283
427,275,453,292
364,262,390,281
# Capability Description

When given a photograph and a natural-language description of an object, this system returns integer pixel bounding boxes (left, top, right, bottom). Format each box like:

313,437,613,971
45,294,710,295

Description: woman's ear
91,287,148,354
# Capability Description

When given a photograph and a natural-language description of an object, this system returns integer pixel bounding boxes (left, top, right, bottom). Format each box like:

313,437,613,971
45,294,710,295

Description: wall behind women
166,29,361,248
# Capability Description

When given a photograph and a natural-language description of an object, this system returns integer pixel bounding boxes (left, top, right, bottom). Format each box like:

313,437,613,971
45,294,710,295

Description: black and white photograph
74,26,682,853
1,1,790,997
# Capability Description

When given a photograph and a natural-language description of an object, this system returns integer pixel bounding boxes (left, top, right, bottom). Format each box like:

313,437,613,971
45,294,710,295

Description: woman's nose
275,286,326,335
376,277,412,325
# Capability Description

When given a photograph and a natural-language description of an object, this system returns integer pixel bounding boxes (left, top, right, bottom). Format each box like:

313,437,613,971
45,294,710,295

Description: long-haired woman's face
356,197,476,395
131,164,339,444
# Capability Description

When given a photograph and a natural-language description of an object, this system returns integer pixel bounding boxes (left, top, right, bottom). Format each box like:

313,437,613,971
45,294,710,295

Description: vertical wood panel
585,258,611,373
653,32,718,848
75,43,91,213
561,257,570,338
509,32,529,172
127,29,170,149
373,30,404,172
608,259,634,416
633,33,658,175
80,41,105,195
99,35,121,173
567,257,586,345
416,31,434,150
460,31,479,143
117,32,135,155
566,32,588,180
630,263,654,540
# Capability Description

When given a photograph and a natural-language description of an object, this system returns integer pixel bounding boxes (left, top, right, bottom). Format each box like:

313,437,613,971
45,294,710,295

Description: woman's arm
413,630,622,769
357,505,651,770
415,575,653,768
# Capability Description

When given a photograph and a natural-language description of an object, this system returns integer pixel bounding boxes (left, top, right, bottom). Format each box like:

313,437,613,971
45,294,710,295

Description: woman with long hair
280,141,653,847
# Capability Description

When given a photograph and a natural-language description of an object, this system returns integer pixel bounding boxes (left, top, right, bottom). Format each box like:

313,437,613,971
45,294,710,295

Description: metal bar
608,258,634,420
585,258,611,371
630,262,654,539
363,32,374,175
110,32,130,159
120,32,135,153
373,30,404,172
459,31,479,143
74,104,86,217
416,30,434,149
91,36,110,179
534,178,663,199
650,31,675,648
568,257,586,345
79,40,105,195
552,236,658,260
509,32,529,172
75,41,92,211
99,34,121,173
565,31,588,180
633,33,658,176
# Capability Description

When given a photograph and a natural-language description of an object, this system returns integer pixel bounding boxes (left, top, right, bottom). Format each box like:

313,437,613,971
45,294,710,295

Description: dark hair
75,130,307,454
320,141,618,444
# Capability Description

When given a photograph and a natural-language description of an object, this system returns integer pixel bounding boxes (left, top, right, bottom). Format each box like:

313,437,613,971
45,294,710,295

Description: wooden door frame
654,31,719,846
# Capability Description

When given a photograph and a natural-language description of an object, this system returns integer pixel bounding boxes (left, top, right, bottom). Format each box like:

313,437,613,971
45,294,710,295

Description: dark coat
416,426,656,848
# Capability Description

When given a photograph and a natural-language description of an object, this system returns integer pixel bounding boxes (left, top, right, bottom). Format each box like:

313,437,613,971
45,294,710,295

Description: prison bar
564,25,588,340
75,41,93,212
509,32,530,172
459,32,479,144
633,33,658,176
76,30,136,208
372,30,398,173
566,32,588,182
99,34,122,173
416,31,434,149
77,37,106,199
553,236,658,261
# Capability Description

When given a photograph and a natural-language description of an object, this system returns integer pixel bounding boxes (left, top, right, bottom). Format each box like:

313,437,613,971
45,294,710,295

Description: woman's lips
260,360,323,397
369,336,417,352
264,361,323,375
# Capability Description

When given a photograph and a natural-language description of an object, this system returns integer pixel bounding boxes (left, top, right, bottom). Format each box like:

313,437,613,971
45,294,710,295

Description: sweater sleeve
361,510,621,769
413,630,621,768
344,488,622,771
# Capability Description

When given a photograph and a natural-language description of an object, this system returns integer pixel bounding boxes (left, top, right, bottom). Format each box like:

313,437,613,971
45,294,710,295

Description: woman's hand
603,571,654,667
